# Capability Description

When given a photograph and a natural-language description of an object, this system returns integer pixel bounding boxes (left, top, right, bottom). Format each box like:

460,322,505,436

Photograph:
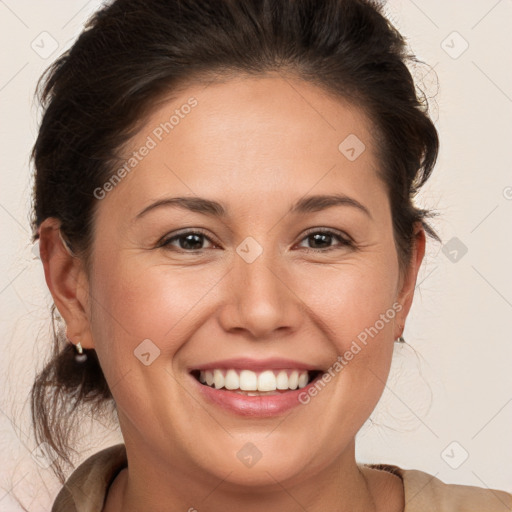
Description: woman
29,0,511,511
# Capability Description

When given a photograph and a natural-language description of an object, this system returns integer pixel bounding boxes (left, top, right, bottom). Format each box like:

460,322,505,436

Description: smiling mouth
190,368,323,396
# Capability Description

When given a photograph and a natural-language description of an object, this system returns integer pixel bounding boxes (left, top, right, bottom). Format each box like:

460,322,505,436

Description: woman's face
67,75,423,486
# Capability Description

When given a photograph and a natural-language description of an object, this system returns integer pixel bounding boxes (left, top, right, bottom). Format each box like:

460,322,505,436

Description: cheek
87,256,229,423
296,250,400,407
88,256,226,360
300,259,399,347
288,256,400,470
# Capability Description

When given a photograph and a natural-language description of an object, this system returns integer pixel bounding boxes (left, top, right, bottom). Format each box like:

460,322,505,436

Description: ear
37,218,95,349
394,222,426,339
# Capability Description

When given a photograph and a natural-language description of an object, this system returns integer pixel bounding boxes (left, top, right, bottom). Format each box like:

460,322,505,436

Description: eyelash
157,228,354,253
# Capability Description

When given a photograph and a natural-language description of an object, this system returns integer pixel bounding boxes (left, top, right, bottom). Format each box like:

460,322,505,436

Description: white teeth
239,370,258,391
224,369,239,390
298,371,309,388
276,370,289,390
288,370,299,390
258,370,276,391
197,368,315,392
213,369,225,389
205,371,214,386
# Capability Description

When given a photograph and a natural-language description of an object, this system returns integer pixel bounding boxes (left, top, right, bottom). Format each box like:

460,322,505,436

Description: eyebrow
135,193,372,220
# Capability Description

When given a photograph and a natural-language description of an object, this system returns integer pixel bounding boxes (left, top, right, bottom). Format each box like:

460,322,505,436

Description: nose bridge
219,236,303,338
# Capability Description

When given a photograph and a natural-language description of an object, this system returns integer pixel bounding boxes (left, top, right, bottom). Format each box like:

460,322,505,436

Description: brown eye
297,230,353,252
159,230,216,251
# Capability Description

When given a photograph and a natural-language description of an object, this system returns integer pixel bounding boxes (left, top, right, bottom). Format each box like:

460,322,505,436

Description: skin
39,74,425,512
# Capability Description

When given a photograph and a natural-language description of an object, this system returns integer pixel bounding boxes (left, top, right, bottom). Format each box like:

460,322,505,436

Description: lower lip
190,372,323,417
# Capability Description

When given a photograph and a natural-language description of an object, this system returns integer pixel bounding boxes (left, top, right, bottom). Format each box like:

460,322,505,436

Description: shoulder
51,443,127,512
368,463,512,512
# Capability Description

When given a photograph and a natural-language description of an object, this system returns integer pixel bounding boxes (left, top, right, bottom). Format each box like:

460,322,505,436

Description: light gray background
1,1,511,510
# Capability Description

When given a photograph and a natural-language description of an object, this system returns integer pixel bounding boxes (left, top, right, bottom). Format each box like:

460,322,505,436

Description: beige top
52,444,512,512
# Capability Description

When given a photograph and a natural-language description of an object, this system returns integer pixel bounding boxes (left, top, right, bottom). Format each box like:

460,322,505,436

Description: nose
218,246,305,340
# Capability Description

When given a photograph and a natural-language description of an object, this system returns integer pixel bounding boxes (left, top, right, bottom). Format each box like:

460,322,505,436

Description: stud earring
74,341,88,363
67,334,88,363
395,325,405,343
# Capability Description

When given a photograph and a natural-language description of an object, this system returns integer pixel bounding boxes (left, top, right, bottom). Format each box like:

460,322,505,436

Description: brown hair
29,0,439,483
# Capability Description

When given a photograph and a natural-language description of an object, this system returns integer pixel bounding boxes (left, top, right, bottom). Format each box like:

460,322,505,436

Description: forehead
100,75,385,220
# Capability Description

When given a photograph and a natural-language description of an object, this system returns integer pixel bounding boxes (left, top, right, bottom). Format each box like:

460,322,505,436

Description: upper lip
189,357,323,372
